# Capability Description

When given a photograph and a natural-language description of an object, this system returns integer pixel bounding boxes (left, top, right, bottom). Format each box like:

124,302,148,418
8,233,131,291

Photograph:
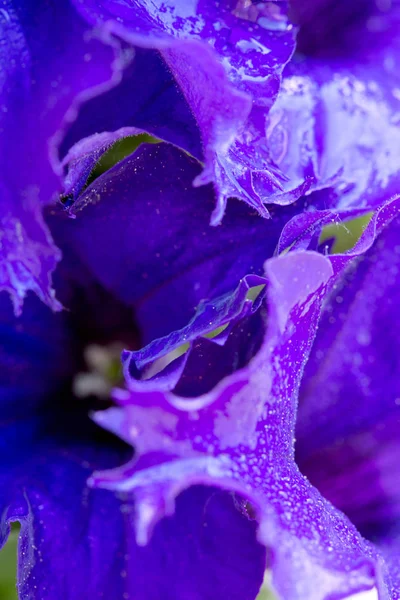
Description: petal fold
122,274,266,393
52,143,295,343
0,0,127,311
267,3,400,213
0,415,265,600
71,0,297,221
89,251,386,599
297,213,400,597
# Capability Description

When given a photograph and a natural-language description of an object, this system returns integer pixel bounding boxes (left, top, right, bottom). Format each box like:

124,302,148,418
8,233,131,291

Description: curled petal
71,0,297,221
60,46,203,166
277,195,400,274
88,252,383,599
52,143,295,343
122,274,266,392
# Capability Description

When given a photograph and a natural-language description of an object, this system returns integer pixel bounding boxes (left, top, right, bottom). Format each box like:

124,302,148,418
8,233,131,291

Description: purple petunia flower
2,1,400,599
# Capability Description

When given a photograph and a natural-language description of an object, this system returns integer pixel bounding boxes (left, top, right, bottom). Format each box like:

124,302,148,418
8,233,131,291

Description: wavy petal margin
122,274,266,392
71,0,297,223
88,194,400,599
0,0,131,312
0,416,265,600
52,142,298,344
89,251,375,599
277,196,400,283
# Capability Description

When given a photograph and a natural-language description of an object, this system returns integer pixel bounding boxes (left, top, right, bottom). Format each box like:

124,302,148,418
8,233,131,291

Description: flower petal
89,250,390,599
51,143,295,343
297,214,400,452
60,46,203,169
71,0,297,221
0,414,265,600
0,291,71,420
122,274,266,393
0,0,127,311
291,0,400,58
277,195,400,268
297,214,400,596
267,3,400,212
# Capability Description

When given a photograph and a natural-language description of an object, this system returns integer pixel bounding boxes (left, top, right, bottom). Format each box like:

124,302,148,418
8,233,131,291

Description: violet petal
71,0,297,221
0,0,130,311
53,143,296,343
0,416,265,600
90,252,382,598
297,215,400,596
267,3,400,211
